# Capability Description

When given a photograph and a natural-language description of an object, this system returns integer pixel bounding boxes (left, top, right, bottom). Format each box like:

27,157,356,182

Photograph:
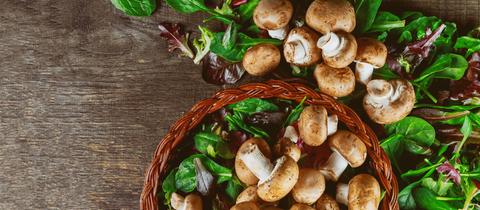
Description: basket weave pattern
140,80,399,210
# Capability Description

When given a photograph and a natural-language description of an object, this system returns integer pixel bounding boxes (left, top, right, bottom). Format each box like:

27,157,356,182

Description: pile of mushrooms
242,0,415,125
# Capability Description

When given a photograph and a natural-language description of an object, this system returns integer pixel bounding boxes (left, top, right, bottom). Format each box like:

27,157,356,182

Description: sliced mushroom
314,63,355,98
336,174,381,210
284,27,321,66
290,204,315,210
240,144,299,202
230,201,261,210
292,168,325,205
253,0,293,40
242,44,281,76
316,194,340,210
319,130,367,181
171,193,203,210
274,137,301,162
306,0,356,34
235,138,272,185
354,38,388,85
363,79,416,124
317,31,357,68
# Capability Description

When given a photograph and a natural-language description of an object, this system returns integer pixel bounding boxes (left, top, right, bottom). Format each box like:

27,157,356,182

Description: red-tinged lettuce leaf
159,22,194,59
202,52,245,85
437,161,461,185
232,0,247,7
450,52,480,100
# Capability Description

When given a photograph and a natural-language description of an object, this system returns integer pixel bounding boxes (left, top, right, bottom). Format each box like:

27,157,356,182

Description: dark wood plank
0,0,478,209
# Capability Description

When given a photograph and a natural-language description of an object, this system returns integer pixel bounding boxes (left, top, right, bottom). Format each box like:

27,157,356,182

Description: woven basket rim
140,80,399,210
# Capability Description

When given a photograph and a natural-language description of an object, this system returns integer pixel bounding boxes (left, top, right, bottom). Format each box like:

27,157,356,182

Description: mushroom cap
328,130,367,168
290,204,315,210
363,79,416,124
298,105,328,146
236,186,259,204
292,168,326,205
242,44,281,76
253,0,293,30
235,138,272,185
230,201,261,210
274,137,301,162
316,194,340,210
283,27,322,66
257,156,299,202
263,207,283,210
306,0,356,34
348,174,381,210
355,37,388,68
314,63,355,98
321,32,357,69
184,194,203,210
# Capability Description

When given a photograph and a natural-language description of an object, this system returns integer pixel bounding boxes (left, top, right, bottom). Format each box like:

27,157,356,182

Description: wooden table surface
0,0,478,209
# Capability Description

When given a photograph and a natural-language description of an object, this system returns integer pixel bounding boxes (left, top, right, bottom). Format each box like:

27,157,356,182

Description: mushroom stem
355,62,375,85
284,125,299,143
240,144,274,182
336,183,349,205
268,26,289,40
317,32,344,57
319,150,348,181
327,115,338,136
171,193,185,210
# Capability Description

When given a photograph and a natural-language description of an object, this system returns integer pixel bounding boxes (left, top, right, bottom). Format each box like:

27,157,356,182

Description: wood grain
0,0,478,209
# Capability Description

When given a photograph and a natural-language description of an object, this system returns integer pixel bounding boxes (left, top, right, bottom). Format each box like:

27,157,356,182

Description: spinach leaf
374,66,400,80
225,111,269,138
284,97,307,126
222,23,239,50
227,98,279,114
413,187,458,210
385,116,436,148
421,176,453,196
353,0,382,33
398,181,420,210
162,169,178,207
415,104,480,111
194,131,234,159
454,36,480,57
368,11,405,41
237,0,260,22
225,176,244,200
414,53,469,82
165,0,209,14
111,0,156,16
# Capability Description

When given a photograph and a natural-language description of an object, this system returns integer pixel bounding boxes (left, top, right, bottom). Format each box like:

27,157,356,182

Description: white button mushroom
253,0,293,40
284,27,322,66
290,203,315,210
314,63,356,98
170,193,203,210
319,130,367,182
317,31,358,69
239,144,299,202
336,174,381,210
235,138,272,186
292,168,326,205
230,201,261,210
354,38,388,85
363,79,416,124
316,194,340,210
274,137,301,162
305,0,356,34
242,44,281,76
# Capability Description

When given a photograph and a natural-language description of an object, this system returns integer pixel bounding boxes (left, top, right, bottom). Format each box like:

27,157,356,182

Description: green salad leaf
353,0,382,33
415,53,469,82
111,0,156,16
227,98,279,114
194,131,234,159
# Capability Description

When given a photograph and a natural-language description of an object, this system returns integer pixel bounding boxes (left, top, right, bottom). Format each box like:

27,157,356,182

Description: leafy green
165,0,234,23
284,97,307,126
194,131,234,159
421,176,454,196
398,181,420,210
225,111,269,138
414,53,469,82
227,98,279,115
111,0,156,16
193,26,215,64
369,11,405,33
225,175,244,200
162,169,178,207
353,0,382,33
413,187,458,210
454,36,480,57
396,14,456,48
237,0,260,22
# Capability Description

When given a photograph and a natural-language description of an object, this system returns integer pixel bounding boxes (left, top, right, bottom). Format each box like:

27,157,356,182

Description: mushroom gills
355,62,375,85
239,144,274,183
366,79,405,108
285,34,312,64
317,32,345,57
268,26,289,40
319,149,349,181
327,115,338,136
335,183,349,205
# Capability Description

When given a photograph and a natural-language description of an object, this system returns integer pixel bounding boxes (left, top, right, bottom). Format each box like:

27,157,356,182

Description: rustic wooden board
0,0,478,209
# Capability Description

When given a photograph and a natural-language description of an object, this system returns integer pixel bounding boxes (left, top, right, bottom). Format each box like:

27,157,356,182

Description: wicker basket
140,80,399,210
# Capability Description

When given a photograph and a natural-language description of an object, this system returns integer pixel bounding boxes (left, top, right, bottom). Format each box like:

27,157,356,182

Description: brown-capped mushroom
253,0,293,40
290,204,315,210
236,186,260,204
171,193,203,210
292,168,326,204
298,106,339,146
242,44,281,76
317,31,357,68
363,79,416,124
316,194,340,210
354,38,388,85
263,207,282,210
284,27,321,66
336,174,381,210
239,143,299,202
314,63,355,98
274,137,301,162
230,201,261,210
306,0,356,34
319,130,367,181
235,138,272,185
